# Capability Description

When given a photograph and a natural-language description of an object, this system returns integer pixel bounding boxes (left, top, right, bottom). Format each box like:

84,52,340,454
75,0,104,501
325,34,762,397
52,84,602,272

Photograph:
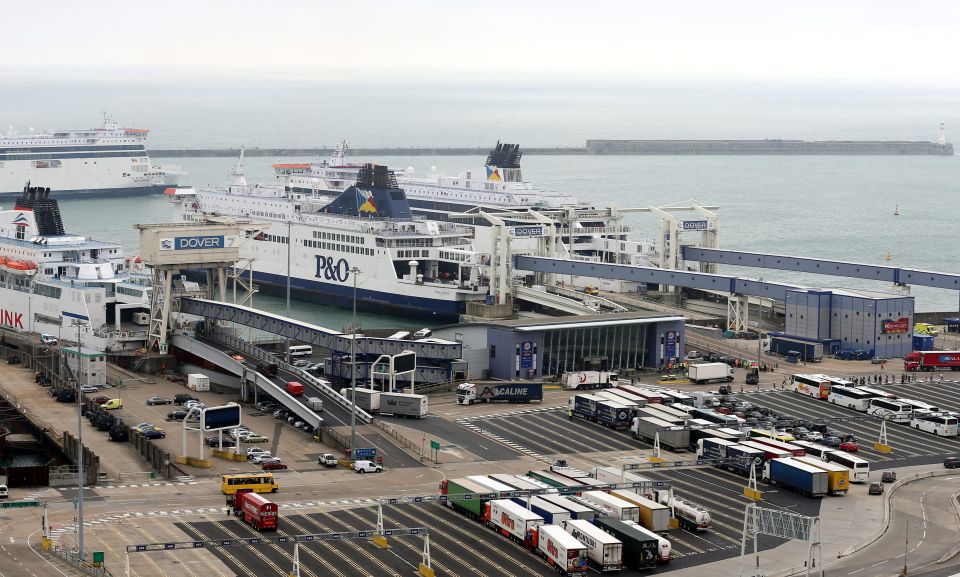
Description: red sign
1,309,23,329
881,317,910,334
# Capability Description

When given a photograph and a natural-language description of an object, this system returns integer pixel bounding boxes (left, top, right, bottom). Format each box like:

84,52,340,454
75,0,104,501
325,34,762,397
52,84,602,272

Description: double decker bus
827,385,878,411
826,452,870,483
221,473,279,495
792,374,832,399
910,413,959,437
867,398,914,423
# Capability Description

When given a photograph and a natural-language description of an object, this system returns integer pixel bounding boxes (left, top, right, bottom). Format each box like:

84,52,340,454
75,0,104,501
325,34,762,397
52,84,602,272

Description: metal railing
45,547,112,577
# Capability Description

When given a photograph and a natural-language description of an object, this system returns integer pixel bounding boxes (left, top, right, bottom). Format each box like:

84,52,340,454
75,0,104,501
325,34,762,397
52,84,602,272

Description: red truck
286,381,304,396
903,351,960,372
228,489,279,531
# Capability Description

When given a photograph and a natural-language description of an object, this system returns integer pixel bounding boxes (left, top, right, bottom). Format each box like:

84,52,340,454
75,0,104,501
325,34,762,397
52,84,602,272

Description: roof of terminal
446,311,685,332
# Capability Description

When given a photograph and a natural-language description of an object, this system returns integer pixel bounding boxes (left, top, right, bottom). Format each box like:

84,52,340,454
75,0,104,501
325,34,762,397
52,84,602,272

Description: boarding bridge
682,247,960,291
171,334,324,429
513,285,600,315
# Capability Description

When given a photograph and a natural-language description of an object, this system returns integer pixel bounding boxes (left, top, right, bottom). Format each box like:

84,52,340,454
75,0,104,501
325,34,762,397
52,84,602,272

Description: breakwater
149,139,953,158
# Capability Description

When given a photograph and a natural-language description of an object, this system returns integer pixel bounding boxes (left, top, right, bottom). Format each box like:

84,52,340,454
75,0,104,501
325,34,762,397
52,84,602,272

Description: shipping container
564,518,624,571
593,517,660,568
609,490,670,532
187,373,210,392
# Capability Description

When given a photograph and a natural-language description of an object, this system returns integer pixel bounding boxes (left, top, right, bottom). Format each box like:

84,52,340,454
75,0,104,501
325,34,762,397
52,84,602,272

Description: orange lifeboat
6,260,37,272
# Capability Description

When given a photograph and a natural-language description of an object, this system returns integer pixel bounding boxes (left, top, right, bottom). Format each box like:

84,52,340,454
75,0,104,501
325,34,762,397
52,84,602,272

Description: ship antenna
333,140,349,165
230,146,247,187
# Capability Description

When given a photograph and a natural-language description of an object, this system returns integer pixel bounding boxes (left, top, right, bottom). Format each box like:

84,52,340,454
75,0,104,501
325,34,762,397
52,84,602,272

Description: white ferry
0,115,183,198
0,186,152,350
172,161,488,318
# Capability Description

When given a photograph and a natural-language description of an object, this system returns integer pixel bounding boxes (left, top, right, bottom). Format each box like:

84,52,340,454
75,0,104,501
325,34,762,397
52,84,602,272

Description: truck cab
456,383,477,404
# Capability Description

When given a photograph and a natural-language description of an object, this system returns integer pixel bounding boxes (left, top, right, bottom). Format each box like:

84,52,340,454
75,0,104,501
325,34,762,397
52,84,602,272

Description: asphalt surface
826,474,960,577
381,412,522,461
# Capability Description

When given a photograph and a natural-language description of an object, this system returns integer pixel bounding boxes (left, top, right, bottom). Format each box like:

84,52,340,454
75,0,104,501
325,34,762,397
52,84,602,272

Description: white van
40,334,58,345
0,484,8,499
288,345,313,358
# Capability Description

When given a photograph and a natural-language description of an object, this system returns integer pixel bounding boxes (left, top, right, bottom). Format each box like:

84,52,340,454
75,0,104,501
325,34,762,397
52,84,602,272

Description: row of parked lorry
439,464,715,573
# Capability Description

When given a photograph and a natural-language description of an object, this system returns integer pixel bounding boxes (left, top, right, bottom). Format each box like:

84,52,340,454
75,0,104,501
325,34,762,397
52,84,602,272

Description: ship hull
0,184,173,199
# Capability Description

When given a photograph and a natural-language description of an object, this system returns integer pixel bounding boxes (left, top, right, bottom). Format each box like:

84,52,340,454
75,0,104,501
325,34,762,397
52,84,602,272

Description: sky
5,0,960,85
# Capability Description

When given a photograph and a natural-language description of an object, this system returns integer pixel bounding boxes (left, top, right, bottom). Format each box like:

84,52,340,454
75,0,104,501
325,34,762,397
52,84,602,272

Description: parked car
262,461,288,471
252,454,279,465
244,434,269,443
79,385,99,394
292,359,312,368
142,429,166,440
881,471,897,483
839,441,859,452
823,436,841,447
868,482,884,495
805,431,824,442
205,436,237,447
318,454,338,467
944,457,960,469
870,357,887,364
353,460,383,474
246,448,270,459
146,396,172,406
93,396,110,405
174,394,197,405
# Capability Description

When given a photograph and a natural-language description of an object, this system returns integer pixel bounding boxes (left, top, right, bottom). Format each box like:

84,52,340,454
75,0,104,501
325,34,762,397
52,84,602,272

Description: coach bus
910,413,959,437
792,440,837,460
867,398,914,423
792,374,832,399
898,398,941,415
856,387,896,400
827,386,877,411
826,452,871,483
221,473,279,495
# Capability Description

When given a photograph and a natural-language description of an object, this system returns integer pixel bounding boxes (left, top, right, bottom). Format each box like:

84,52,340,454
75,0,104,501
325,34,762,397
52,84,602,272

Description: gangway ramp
171,334,324,429
513,285,599,315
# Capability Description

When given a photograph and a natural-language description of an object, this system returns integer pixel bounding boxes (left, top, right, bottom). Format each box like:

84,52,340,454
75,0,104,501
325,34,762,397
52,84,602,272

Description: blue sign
353,447,377,459
171,235,225,250
665,330,677,359
520,341,534,369
681,220,709,231
203,404,241,431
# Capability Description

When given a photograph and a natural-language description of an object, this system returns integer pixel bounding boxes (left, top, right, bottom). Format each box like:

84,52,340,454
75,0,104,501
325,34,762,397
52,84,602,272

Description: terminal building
432,311,685,380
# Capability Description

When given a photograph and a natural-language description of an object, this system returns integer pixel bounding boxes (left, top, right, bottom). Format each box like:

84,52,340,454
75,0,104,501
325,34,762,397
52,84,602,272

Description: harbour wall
150,139,953,157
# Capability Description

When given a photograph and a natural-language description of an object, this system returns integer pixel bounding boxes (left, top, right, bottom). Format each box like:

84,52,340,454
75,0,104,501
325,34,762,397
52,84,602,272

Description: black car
167,410,188,421
945,457,960,469
881,471,897,483
868,482,884,495
174,394,197,405
142,429,166,440
205,436,236,447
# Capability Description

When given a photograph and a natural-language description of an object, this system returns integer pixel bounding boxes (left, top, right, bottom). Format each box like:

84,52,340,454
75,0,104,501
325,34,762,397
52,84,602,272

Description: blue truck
769,335,823,362
595,400,633,430
570,394,606,420
724,444,765,477
456,382,543,405
762,458,828,497
695,437,739,461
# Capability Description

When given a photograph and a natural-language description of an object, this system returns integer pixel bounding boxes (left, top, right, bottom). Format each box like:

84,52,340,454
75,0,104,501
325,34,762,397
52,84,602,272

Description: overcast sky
6,0,959,85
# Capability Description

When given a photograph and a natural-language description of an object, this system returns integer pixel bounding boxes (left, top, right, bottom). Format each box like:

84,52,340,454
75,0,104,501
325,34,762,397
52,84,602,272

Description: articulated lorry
688,363,735,384
487,499,544,546
564,519,624,572
762,458,828,497
609,490,671,532
769,335,823,362
536,524,589,576
456,382,543,404
592,517,660,569
903,351,960,372
596,400,633,430
341,387,380,412
561,371,618,390
631,416,690,451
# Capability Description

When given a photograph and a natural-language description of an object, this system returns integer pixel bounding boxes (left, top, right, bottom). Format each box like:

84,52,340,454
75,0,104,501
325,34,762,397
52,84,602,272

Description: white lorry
306,397,324,412
561,371,618,390
687,363,734,384
378,392,428,418
537,524,588,575
563,518,624,572
487,499,543,541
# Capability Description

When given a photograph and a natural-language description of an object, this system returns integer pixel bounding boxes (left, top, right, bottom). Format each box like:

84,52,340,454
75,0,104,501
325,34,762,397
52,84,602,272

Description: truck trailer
724,444,765,477
769,335,823,362
592,517,660,569
695,437,740,461
903,351,960,372
487,499,544,545
536,524,589,576
341,387,380,412
440,478,496,519
539,494,597,520
609,490,671,532
580,491,640,523
688,363,735,384
378,392,428,418
763,458,829,497
512,497,573,526
457,382,543,404
187,373,210,392
794,456,850,495
564,518,624,572
631,416,690,451
595,400,633,430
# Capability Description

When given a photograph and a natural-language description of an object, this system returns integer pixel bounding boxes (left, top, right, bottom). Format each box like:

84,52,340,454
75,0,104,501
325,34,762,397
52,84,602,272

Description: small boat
885,252,892,261
894,205,899,216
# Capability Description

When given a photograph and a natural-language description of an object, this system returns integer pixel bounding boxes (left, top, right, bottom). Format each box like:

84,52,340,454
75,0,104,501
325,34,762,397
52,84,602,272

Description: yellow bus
221,473,279,495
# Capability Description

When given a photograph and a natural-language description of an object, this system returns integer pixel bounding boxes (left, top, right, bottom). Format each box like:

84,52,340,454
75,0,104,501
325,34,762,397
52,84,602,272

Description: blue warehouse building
433,312,686,380
783,288,914,359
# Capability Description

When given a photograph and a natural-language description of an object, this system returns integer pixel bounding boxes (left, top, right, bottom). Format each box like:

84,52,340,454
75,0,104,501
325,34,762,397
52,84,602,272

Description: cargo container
539,494,597,520
487,499,544,545
592,517,659,569
620,519,671,563
581,491,640,523
536,524,589,576
695,437,739,461
564,518,624,572
794,456,849,495
228,490,278,532
903,350,960,372
763,458,828,497
342,387,380,413
378,392,428,418
609,490,670,532
561,371,618,390
457,382,543,404
595,400,633,430
306,397,324,412
187,373,210,392
285,381,304,397
738,440,792,461
440,478,495,519
724,444,765,477
769,335,823,362
570,394,605,421
631,416,690,451
512,497,573,526
688,363,735,384
616,384,663,404
912,335,935,352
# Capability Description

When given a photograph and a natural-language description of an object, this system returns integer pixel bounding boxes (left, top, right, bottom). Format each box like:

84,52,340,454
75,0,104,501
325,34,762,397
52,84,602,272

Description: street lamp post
72,319,87,561
349,267,360,454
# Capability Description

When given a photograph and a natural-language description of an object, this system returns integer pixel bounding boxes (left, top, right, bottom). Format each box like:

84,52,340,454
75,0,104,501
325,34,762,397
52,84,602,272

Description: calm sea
5,79,958,322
